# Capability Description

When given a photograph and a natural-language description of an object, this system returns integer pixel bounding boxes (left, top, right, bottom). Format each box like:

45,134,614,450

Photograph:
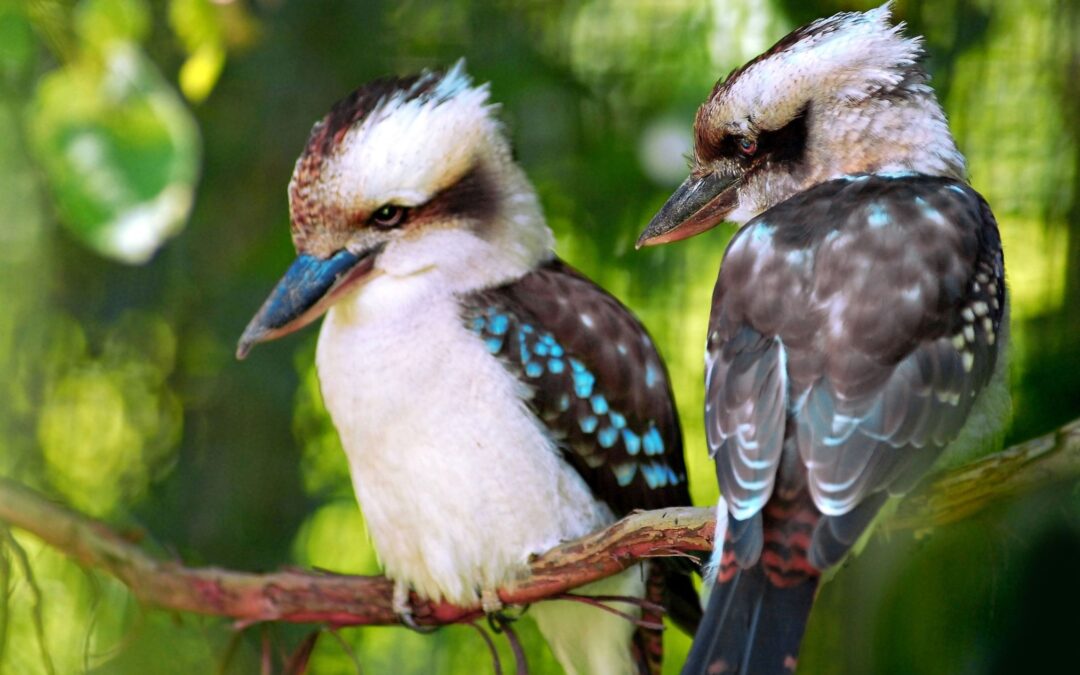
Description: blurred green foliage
0,0,1077,673
27,0,200,264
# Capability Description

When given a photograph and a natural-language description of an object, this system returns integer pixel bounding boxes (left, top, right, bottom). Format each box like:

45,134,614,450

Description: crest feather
702,2,925,139
288,61,500,240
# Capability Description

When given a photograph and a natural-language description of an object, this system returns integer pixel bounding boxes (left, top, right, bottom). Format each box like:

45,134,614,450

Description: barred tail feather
681,563,818,675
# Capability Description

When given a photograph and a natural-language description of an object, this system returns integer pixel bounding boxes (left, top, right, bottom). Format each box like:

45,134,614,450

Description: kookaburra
637,5,1009,674
236,63,697,674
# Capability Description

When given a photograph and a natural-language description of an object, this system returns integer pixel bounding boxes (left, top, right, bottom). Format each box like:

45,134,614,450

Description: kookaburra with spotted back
637,5,1009,674
236,63,698,674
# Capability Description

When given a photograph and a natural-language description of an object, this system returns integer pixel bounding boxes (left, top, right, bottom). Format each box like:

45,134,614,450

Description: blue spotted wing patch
462,258,690,516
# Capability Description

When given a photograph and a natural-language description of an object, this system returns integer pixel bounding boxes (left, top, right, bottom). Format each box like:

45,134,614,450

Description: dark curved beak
636,170,740,248
236,246,381,359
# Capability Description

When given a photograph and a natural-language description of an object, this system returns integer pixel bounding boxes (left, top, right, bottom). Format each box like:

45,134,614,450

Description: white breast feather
315,270,612,605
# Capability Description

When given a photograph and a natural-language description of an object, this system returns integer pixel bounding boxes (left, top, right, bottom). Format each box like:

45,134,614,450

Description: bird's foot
481,588,503,614
483,591,528,633
482,604,530,673
479,586,530,626
392,580,438,634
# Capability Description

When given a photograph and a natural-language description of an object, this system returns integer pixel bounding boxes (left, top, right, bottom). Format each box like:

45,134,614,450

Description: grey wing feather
706,326,788,520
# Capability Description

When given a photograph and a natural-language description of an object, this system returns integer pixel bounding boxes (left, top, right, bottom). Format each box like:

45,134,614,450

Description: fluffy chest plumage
314,274,610,605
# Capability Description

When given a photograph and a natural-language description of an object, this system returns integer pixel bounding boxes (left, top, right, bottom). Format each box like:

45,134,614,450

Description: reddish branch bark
0,417,1077,628
0,482,712,627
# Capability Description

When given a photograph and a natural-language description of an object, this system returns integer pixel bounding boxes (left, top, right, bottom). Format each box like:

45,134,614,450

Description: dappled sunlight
25,310,183,517
39,365,147,515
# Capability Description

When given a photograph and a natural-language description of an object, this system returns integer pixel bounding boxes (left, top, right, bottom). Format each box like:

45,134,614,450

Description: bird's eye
370,204,408,228
738,137,758,156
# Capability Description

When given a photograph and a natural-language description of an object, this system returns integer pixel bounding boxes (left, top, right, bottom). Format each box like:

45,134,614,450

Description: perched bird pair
238,4,1008,674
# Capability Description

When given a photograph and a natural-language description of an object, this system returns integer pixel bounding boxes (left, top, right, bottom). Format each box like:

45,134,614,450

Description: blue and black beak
236,246,382,359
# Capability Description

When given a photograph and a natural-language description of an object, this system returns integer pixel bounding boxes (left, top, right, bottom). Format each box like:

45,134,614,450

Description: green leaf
28,43,201,264
74,0,150,50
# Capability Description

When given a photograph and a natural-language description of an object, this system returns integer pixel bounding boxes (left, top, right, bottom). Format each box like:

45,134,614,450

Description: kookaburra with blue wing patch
236,63,697,674
637,5,1009,674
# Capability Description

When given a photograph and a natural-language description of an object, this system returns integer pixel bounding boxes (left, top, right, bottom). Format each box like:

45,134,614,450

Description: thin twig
550,594,665,631
283,630,320,675
566,593,668,615
0,530,10,666
260,626,272,675
490,618,528,675
468,622,503,675
215,624,246,675
2,527,56,675
326,627,363,675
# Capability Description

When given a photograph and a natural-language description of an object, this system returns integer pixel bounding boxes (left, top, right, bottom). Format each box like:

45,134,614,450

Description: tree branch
888,416,1080,532
0,417,1077,629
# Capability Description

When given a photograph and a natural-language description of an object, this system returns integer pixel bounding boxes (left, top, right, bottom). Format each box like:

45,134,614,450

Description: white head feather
323,61,501,214
288,62,552,290
695,3,966,223
712,4,925,131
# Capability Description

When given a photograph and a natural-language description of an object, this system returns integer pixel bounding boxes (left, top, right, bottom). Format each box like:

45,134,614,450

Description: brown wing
462,258,690,516
707,174,1006,568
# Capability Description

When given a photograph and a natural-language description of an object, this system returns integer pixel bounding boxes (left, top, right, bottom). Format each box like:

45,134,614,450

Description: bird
236,62,698,674
636,4,1010,674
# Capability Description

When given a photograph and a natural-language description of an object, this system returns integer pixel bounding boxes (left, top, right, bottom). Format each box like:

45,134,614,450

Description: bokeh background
1,0,1078,673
